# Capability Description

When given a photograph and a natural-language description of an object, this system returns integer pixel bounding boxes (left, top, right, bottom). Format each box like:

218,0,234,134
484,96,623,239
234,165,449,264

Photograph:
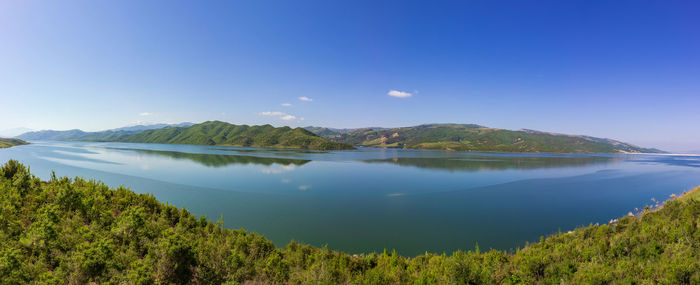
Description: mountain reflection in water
107,147,311,168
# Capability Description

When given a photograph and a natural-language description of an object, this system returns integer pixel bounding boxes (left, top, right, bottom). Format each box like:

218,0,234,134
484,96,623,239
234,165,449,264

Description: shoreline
606,185,699,226
676,185,700,201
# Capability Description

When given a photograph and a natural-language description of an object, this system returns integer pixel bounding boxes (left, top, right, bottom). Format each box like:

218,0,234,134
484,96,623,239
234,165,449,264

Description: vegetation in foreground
0,160,697,284
0,138,28,148
309,124,663,153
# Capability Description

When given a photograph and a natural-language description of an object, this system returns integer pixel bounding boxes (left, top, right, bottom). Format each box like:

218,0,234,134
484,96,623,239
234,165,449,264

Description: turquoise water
2,141,699,255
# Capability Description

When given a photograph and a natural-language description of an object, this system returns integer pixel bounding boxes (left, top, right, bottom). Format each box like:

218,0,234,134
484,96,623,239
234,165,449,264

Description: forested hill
16,121,353,150
15,122,661,152
0,138,28,148
308,124,663,153
119,121,353,150
0,160,697,284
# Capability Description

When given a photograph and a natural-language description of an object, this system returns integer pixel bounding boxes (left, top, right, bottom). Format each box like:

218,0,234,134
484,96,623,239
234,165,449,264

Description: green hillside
313,124,662,153
120,121,354,150
16,122,661,153
0,160,697,284
0,138,28,148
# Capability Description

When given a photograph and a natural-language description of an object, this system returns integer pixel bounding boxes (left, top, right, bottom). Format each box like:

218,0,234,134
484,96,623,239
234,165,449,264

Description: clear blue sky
1,1,699,151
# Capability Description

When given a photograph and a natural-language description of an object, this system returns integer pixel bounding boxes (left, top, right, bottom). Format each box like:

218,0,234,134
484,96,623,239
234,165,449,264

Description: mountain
16,122,661,153
16,129,89,141
15,121,352,150
303,126,347,137
17,129,137,141
0,138,28,148
307,123,663,153
303,126,385,137
119,121,353,150
16,123,194,141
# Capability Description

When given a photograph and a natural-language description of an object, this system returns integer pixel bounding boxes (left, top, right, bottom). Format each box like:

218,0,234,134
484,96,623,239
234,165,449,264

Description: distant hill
0,138,28,148
120,121,353,150
16,121,352,150
17,129,140,142
17,122,662,153
16,123,194,141
303,126,386,137
307,124,663,153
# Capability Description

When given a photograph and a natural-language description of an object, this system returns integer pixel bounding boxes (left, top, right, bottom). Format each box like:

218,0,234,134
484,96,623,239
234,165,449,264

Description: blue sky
0,1,699,151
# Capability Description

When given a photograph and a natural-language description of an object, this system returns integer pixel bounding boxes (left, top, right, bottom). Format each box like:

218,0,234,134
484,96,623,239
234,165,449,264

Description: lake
2,141,699,256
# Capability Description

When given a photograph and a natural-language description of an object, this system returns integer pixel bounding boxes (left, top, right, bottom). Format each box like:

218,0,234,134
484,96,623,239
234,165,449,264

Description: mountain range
16,123,194,141
118,121,353,150
14,122,663,153
304,124,663,153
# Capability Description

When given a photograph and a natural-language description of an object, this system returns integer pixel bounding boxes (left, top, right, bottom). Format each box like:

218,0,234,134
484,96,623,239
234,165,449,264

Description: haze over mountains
14,121,663,153
304,124,663,153
16,123,194,141
0,127,34,138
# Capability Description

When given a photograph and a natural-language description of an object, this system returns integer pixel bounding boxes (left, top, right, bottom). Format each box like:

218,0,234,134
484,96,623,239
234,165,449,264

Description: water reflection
40,150,122,165
214,147,329,154
363,155,616,171
3,142,699,255
107,148,311,168
629,155,700,168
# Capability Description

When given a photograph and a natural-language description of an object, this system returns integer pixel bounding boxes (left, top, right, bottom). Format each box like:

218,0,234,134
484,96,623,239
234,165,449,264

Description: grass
0,138,28,148
678,186,700,202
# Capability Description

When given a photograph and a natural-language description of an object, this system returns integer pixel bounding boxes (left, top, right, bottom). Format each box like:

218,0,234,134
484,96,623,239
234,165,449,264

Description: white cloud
139,112,152,116
129,120,159,126
298,185,311,191
260,164,297,174
387,90,412,98
281,103,292,107
260,111,285,116
298,96,313,102
259,111,297,121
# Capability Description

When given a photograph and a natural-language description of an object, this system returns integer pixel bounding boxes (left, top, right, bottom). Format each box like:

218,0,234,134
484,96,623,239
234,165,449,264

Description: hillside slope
310,124,662,153
120,121,353,150
0,160,697,284
0,138,28,148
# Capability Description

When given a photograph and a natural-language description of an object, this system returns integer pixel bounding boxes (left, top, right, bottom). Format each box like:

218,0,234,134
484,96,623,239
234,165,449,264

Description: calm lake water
2,141,699,255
